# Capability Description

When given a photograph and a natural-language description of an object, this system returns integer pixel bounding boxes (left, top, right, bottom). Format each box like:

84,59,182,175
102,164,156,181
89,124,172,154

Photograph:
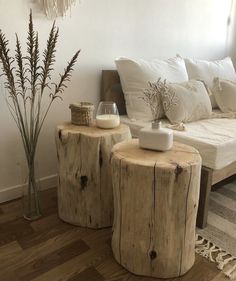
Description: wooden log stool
55,123,131,228
111,139,202,278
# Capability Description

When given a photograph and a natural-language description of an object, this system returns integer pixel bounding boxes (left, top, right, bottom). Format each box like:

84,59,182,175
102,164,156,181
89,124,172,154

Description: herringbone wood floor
0,188,227,281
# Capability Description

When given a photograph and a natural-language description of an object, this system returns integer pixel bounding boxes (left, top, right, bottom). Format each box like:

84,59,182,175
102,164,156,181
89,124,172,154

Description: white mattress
120,115,236,170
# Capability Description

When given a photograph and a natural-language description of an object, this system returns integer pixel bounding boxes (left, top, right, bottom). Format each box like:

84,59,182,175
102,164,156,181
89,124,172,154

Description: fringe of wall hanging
39,0,76,19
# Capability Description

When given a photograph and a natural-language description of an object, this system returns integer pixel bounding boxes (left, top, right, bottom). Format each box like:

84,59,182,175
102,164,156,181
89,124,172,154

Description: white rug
196,180,236,280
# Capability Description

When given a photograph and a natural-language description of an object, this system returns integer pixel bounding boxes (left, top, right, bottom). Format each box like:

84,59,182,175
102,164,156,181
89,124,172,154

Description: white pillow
212,78,236,113
161,80,212,124
185,57,236,108
115,56,189,121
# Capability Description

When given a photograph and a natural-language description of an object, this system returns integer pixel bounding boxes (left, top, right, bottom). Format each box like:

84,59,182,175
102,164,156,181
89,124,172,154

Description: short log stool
55,123,131,228
111,139,201,278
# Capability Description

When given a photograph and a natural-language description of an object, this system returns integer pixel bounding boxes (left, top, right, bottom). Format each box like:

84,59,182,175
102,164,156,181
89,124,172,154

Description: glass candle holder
96,101,120,129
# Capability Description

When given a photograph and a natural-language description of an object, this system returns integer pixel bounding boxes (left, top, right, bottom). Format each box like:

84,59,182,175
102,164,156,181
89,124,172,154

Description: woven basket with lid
69,102,94,126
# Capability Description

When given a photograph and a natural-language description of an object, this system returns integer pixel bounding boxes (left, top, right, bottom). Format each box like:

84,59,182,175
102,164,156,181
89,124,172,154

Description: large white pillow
115,56,189,121
212,78,236,113
185,57,236,108
161,80,212,124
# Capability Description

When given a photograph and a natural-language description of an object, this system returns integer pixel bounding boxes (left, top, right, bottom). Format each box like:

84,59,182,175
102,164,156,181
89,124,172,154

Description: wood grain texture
0,187,229,281
111,139,202,278
55,123,131,228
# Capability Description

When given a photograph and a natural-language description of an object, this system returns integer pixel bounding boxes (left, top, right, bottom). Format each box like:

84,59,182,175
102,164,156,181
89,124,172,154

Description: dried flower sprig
141,78,165,121
141,78,178,121
160,81,178,114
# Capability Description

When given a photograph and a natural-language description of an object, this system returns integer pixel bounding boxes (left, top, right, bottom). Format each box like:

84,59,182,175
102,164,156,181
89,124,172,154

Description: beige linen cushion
161,80,212,124
212,78,236,113
185,57,236,108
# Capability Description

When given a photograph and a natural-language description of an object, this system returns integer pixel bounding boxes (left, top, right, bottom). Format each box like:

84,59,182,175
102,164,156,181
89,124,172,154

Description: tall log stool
55,123,131,228
111,139,201,278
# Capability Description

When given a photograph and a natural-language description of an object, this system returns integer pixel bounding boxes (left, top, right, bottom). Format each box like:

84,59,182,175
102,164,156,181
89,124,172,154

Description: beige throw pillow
185,57,236,108
161,80,212,124
212,78,236,113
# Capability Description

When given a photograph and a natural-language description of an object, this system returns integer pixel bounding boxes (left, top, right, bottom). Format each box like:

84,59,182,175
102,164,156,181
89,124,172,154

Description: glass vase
20,159,42,221
96,101,120,129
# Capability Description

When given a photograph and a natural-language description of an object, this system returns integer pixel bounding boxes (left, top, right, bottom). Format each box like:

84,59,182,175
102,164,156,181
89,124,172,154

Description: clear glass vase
95,101,120,129
20,159,42,220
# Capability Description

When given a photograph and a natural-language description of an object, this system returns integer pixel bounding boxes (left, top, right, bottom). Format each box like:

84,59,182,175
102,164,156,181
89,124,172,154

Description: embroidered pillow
212,78,236,113
161,80,212,124
185,57,236,108
115,56,189,121
140,79,165,121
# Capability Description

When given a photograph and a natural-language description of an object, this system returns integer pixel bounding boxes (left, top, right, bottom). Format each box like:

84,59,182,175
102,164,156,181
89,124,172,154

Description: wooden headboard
100,70,126,115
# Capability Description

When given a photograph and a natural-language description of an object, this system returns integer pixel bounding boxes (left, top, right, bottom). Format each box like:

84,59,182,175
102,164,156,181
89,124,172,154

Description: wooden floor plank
0,269,19,281
30,213,64,232
67,267,104,281
0,241,23,258
18,215,73,249
0,187,230,281
96,259,136,281
0,217,34,246
15,239,89,281
0,200,23,224
82,228,112,248
0,227,92,271
0,188,57,224
30,245,111,281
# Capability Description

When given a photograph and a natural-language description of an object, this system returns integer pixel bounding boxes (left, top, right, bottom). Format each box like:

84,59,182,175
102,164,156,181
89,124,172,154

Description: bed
101,70,236,228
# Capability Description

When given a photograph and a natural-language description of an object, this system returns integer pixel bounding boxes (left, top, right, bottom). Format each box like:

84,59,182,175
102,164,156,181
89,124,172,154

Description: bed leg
196,167,213,229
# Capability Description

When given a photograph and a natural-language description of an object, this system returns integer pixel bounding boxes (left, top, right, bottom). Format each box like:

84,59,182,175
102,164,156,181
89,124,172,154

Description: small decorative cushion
212,78,236,113
185,57,236,108
115,56,189,121
161,80,212,124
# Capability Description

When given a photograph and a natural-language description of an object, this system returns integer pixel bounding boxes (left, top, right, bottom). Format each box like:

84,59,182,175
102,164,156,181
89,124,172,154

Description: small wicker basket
69,102,94,126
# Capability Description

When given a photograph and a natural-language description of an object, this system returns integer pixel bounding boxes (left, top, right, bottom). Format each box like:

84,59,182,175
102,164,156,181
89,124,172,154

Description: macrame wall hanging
39,0,76,19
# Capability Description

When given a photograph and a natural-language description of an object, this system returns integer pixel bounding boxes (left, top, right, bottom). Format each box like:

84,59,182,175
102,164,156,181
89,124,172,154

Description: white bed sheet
120,115,236,170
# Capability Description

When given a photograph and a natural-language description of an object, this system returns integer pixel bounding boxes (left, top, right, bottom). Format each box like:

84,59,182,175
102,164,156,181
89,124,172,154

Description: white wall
228,0,236,62
0,0,233,201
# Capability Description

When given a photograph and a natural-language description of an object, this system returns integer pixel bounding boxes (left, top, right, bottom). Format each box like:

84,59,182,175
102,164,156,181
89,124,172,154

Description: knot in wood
80,176,88,190
58,129,62,141
175,164,183,180
149,250,157,260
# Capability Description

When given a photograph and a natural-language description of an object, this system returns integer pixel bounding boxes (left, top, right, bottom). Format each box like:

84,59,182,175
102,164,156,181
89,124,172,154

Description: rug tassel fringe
196,234,236,280
224,263,236,280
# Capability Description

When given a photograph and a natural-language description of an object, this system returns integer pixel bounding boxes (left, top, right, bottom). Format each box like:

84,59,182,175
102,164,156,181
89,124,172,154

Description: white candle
96,114,120,129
